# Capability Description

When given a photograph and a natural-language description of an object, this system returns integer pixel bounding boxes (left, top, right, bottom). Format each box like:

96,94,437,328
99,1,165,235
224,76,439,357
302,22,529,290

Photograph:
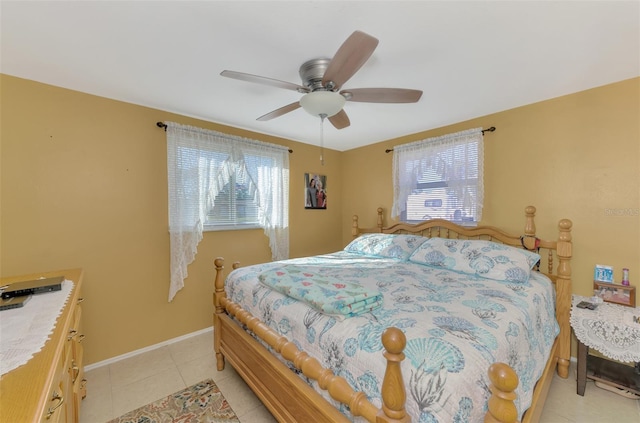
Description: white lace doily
570,295,640,363
0,280,74,375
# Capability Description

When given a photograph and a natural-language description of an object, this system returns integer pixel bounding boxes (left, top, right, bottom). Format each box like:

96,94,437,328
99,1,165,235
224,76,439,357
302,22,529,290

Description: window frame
392,128,484,226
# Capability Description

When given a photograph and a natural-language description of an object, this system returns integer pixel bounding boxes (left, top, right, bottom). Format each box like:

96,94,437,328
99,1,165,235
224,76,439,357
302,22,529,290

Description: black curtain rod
384,126,496,153
156,122,293,153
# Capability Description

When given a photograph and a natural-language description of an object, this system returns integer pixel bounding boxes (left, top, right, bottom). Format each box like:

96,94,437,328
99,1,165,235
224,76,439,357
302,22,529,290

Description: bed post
352,207,385,237
485,363,519,423
377,327,410,423
522,206,537,249
555,219,573,379
213,257,226,371
352,214,360,238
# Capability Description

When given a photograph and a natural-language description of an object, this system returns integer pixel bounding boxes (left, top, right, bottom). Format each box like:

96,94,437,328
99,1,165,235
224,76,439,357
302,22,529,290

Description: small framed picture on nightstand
594,281,636,307
594,264,614,283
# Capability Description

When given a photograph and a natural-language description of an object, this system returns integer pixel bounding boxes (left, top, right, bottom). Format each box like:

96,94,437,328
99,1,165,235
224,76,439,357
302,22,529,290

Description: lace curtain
391,127,484,222
166,122,289,301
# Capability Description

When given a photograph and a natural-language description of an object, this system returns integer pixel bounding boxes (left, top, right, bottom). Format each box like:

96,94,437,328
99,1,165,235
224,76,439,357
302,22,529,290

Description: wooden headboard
351,205,572,281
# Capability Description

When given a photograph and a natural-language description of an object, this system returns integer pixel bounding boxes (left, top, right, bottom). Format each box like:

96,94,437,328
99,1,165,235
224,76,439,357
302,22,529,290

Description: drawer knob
72,360,80,383
46,391,64,419
67,329,78,341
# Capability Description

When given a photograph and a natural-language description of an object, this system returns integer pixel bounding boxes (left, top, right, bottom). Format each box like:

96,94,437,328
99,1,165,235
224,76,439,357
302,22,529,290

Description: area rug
108,379,240,423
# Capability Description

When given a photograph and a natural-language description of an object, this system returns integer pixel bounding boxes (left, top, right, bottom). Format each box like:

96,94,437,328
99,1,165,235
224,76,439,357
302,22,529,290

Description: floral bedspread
225,252,558,422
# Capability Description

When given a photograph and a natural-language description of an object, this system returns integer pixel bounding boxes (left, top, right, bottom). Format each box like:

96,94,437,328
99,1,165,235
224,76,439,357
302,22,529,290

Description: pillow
408,237,540,283
344,233,428,261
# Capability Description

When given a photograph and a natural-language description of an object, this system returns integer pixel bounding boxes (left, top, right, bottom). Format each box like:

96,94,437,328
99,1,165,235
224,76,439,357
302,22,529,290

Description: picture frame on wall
593,281,636,307
305,173,327,209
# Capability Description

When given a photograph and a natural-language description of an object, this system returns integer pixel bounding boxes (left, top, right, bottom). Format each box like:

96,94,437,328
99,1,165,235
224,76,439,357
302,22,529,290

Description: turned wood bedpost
352,207,385,237
522,206,537,249
377,327,410,423
485,363,519,423
352,214,360,238
555,218,573,379
213,257,226,371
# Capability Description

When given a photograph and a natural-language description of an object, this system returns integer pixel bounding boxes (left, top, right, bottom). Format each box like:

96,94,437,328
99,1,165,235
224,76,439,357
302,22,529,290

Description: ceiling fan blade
221,70,309,93
256,102,301,121
342,88,423,103
322,31,379,90
328,109,350,130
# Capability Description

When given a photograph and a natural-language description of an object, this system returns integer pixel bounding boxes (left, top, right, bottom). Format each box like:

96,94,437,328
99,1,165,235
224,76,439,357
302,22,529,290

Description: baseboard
84,326,213,372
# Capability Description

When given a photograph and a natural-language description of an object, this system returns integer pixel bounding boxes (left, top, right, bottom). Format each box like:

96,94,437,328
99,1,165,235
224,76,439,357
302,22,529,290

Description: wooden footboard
214,258,409,422
215,259,529,423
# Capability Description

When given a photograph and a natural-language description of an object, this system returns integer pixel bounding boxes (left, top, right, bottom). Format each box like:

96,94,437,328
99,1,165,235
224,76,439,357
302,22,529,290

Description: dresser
0,269,85,422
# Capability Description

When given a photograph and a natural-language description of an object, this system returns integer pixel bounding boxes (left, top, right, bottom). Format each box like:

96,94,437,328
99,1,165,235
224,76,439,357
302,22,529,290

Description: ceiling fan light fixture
299,91,345,118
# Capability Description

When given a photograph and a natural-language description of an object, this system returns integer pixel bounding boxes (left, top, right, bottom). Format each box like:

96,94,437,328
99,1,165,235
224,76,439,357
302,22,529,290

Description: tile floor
80,329,640,422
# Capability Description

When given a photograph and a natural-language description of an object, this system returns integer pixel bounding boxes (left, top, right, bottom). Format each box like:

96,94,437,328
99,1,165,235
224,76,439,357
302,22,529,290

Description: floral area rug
108,379,240,423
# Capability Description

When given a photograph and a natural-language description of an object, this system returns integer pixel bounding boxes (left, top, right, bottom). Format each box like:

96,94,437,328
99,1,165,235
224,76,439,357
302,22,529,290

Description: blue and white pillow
344,233,428,261
409,237,540,283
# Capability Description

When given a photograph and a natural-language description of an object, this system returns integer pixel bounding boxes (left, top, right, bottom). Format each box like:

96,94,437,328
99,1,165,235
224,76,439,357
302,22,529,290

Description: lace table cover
570,295,640,363
0,280,74,375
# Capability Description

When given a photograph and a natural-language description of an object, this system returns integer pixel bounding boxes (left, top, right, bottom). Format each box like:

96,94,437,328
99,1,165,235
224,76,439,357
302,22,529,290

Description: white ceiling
1,1,638,151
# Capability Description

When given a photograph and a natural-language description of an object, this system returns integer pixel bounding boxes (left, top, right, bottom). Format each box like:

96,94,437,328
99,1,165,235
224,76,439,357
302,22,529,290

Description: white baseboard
84,326,213,372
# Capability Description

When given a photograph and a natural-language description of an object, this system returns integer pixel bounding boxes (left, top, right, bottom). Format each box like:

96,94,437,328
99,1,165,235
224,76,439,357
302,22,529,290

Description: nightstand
570,295,640,396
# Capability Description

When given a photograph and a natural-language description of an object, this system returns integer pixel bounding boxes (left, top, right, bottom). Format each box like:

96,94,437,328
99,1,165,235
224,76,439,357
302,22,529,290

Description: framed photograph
304,173,326,209
594,264,614,283
593,281,636,307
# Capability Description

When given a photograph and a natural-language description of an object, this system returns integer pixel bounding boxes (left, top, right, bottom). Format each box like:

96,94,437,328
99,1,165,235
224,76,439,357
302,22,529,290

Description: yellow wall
0,74,344,364
2,74,638,365
342,78,640,300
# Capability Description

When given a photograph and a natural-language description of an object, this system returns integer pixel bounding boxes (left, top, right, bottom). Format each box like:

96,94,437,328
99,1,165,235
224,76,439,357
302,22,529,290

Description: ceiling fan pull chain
320,116,325,166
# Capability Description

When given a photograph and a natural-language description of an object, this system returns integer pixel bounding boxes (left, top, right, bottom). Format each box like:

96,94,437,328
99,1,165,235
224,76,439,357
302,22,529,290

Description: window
392,128,483,225
165,122,289,300
206,178,259,228
179,149,274,230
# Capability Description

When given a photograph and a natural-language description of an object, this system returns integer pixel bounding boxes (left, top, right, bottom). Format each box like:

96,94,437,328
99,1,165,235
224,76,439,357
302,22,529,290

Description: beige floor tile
168,330,214,365
238,404,278,423
79,401,113,423
214,370,265,417
176,350,239,386
539,362,640,423
110,365,186,417
109,346,176,387
539,411,574,423
79,366,113,423
84,364,111,388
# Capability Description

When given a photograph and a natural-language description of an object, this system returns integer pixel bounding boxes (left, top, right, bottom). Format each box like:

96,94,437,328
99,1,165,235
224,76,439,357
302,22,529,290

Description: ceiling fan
220,30,423,130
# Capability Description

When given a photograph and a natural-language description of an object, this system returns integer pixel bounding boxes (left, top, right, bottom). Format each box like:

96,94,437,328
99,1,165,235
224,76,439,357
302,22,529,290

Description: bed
213,206,572,422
